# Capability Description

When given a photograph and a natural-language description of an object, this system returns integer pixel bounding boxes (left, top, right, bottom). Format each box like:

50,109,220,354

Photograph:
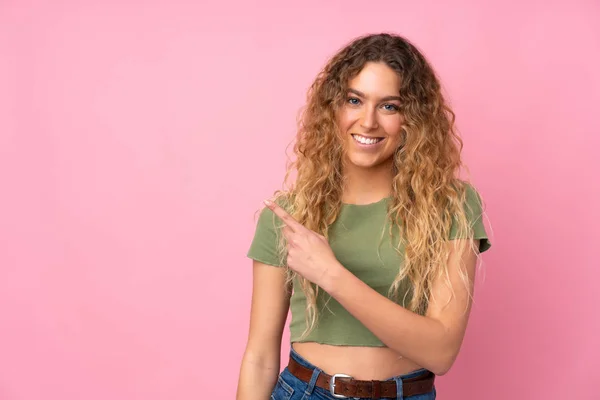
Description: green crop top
246,183,491,347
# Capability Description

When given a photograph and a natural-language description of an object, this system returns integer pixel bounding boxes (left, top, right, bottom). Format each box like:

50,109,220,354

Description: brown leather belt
288,355,435,399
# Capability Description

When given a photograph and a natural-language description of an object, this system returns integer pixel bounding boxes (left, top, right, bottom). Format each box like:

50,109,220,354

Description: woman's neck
341,160,394,205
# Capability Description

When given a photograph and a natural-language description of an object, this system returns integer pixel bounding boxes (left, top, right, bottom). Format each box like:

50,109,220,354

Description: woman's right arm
236,260,291,400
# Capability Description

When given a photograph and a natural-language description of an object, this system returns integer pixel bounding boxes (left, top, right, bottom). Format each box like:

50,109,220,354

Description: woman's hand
264,199,343,289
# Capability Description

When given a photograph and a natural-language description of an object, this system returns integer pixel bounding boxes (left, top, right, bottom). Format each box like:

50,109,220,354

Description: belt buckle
330,373,352,399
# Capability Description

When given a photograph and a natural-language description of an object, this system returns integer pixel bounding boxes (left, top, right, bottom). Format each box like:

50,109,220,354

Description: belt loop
371,380,381,399
303,366,322,397
393,376,404,400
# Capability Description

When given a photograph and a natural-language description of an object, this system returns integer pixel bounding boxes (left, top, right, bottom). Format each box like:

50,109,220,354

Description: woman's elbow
430,348,460,376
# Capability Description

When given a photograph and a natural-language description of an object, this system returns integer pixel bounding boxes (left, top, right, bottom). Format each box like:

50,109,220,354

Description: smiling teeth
353,135,383,145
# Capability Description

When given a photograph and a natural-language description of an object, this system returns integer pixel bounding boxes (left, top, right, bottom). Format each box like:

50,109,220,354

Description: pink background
1,1,599,399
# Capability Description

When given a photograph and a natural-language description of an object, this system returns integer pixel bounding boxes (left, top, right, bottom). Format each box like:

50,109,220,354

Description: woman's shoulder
268,190,296,210
451,179,484,205
253,191,295,223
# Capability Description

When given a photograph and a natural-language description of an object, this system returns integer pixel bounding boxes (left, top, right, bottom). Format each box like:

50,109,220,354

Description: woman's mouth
352,134,385,147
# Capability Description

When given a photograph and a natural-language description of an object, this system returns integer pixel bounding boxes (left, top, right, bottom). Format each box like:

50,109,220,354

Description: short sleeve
449,183,492,253
246,202,287,267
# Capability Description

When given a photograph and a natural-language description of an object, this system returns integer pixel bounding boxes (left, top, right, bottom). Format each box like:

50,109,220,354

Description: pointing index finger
264,199,303,232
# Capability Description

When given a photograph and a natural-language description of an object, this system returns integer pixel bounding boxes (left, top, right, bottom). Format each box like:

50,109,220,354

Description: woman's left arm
264,200,479,376
323,239,479,376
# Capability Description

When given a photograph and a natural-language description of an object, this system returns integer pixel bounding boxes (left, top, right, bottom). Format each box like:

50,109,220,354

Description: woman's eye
382,103,399,112
347,97,361,105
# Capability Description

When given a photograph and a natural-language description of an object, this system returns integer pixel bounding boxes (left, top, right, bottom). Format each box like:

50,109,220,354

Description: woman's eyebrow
348,88,401,102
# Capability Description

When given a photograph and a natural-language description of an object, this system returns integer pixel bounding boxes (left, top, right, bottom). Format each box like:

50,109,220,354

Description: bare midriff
291,342,425,380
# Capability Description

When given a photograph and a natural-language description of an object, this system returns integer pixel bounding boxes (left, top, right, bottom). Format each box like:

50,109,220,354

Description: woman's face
336,62,405,170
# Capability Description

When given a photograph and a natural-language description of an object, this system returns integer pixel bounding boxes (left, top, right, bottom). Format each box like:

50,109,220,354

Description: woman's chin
345,153,388,170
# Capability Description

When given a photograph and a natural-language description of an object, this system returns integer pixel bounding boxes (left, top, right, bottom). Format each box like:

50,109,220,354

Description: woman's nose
360,107,379,130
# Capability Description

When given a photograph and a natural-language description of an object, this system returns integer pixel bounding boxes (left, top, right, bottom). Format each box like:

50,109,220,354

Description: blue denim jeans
271,347,436,400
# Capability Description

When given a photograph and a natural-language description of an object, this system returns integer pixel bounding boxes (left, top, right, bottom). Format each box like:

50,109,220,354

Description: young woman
236,33,491,400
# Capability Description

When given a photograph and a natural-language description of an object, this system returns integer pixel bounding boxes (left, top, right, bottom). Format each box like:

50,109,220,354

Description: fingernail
263,199,272,206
